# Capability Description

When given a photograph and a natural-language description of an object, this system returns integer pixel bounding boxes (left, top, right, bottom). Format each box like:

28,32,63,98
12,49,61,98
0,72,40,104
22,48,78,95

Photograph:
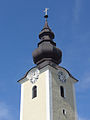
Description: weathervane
44,8,49,18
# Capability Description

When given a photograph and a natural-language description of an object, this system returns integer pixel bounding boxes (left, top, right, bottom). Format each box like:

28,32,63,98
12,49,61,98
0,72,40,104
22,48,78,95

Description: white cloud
80,75,90,90
0,102,14,120
76,72,90,92
78,116,89,120
73,0,82,23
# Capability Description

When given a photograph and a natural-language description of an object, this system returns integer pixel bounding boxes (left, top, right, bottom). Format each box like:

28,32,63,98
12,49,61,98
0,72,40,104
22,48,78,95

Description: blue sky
0,0,90,120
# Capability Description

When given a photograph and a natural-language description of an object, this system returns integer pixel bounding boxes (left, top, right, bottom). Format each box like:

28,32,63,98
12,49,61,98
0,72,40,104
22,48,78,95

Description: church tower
18,9,78,120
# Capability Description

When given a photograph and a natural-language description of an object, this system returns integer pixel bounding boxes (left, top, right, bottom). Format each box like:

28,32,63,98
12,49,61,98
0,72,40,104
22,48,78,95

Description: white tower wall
19,65,77,120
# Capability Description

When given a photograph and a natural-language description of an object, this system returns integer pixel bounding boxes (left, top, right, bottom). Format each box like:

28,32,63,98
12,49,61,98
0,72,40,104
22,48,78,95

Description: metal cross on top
44,8,49,16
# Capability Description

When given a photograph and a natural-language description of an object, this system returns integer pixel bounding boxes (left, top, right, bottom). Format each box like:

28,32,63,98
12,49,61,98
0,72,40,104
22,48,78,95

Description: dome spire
43,8,49,29
39,8,55,40
32,9,62,69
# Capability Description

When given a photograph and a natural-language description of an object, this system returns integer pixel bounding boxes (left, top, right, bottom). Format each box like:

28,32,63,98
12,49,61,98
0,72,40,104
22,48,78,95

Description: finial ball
44,15,48,18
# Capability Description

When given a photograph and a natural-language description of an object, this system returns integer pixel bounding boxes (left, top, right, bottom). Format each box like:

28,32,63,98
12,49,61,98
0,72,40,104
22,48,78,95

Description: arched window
32,86,37,99
60,86,64,97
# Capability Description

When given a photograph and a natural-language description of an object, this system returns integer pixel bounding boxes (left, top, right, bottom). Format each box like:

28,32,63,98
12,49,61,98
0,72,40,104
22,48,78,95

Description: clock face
58,71,66,82
26,68,40,84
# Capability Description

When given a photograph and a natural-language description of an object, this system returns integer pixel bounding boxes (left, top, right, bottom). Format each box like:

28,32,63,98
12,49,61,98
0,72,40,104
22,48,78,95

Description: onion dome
32,14,62,69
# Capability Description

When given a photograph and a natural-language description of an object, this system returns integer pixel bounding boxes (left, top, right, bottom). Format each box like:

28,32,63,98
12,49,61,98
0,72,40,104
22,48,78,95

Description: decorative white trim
20,84,24,120
49,70,53,120
46,68,53,120
46,69,50,120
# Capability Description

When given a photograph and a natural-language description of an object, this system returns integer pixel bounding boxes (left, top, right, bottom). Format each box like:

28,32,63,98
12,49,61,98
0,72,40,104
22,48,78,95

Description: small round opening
63,109,66,115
